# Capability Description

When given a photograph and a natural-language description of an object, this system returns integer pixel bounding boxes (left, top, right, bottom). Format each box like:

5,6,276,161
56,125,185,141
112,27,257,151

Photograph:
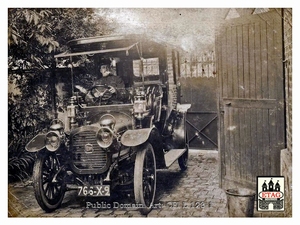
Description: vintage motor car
25,34,191,215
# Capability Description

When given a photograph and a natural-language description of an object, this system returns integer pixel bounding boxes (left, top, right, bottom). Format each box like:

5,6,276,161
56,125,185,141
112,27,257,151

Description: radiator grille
71,130,108,172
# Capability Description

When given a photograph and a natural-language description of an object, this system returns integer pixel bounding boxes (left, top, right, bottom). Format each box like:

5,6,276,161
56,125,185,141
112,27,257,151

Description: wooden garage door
216,10,285,189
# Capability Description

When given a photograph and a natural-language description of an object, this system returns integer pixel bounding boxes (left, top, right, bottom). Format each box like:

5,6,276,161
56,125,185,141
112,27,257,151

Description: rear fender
25,134,45,152
163,104,191,149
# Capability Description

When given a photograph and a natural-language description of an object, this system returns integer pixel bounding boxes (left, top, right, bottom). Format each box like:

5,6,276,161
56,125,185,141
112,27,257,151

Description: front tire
33,150,66,212
134,142,156,215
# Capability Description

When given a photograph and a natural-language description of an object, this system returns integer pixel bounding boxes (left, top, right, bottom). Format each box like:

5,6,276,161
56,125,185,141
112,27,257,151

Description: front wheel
134,142,156,215
33,150,66,212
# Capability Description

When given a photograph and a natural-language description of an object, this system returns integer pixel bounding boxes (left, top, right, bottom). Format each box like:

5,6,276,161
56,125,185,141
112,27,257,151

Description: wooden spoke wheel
33,150,66,212
134,142,156,215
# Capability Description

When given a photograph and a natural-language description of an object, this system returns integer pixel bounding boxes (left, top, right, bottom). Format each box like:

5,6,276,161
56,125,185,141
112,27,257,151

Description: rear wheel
178,132,189,171
134,142,156,215
178,145,189,171
33,150,66,212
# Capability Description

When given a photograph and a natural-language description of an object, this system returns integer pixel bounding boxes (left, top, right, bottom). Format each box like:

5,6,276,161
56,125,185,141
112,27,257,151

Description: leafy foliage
8,151,35,182
8,71,52,150
8,8,113,182
8,8,110,70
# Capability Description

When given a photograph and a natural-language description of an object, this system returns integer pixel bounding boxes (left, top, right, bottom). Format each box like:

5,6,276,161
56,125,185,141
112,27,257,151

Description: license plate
78,185,110,197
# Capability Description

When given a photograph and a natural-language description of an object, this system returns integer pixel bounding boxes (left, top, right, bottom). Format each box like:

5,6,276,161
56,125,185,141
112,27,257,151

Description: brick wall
281,8,292,217
166,48,178,112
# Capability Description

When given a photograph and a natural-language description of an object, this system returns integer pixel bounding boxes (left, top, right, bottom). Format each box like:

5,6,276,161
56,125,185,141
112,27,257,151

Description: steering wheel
88,85,114,104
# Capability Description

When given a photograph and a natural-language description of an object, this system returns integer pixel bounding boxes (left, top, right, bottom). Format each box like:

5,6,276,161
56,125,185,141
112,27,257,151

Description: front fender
120,128,153,147
25,134,45,152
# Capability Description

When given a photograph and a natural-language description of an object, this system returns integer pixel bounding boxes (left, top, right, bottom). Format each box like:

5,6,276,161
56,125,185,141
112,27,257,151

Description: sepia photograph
6,4,294,220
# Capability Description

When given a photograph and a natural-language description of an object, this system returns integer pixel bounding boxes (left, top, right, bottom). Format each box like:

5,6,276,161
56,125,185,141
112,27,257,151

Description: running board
164,149,187,168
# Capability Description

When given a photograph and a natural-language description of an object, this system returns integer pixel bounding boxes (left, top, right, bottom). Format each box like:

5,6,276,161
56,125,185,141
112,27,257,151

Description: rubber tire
33,150,66,212
178,144,189,171
134,142,156,215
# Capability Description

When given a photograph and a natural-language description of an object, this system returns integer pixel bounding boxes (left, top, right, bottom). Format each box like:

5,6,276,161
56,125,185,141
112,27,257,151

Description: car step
164,148,187,168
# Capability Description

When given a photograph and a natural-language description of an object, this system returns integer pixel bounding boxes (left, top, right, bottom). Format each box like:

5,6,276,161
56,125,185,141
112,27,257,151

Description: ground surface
8,150,284,218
